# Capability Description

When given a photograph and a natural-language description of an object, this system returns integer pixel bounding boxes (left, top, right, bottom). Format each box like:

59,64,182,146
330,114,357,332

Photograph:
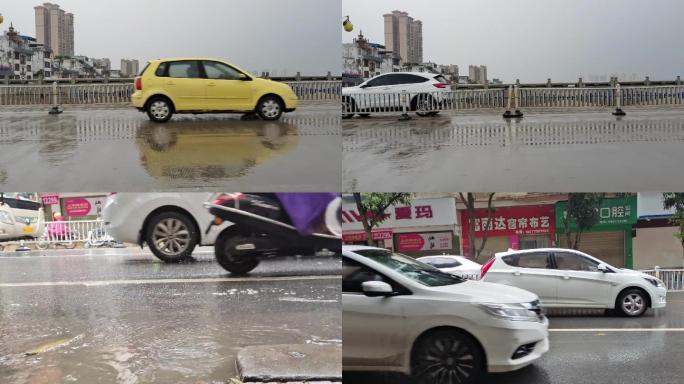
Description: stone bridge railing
0,81,341,106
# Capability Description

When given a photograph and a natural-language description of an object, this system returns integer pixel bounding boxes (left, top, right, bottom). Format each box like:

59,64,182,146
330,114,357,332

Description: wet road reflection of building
0,106,340,191
343,109,684,191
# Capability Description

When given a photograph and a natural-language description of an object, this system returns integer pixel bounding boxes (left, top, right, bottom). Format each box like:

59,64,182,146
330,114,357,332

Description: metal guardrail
0,81,341,106
641,269,684,291
0,220,113,250
342,85,684,117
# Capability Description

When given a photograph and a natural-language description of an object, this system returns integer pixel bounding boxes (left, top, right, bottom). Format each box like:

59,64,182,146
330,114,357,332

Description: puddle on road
0,109,340,190
343,109,684,191
0,280,341,383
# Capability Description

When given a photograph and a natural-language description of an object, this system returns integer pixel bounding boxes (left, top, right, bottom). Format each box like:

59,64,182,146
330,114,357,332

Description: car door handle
562,276,571,280
207,82,217,87
512,271,521,276
166,81,176,86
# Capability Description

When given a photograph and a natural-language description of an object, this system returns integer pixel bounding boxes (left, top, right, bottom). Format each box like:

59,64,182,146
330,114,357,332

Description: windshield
355,249,465,287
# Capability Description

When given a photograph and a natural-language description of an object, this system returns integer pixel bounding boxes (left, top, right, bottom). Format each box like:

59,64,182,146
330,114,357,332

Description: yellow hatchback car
132,58,298,122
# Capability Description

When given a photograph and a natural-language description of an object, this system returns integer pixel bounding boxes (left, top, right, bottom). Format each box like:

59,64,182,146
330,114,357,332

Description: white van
0,193,45,243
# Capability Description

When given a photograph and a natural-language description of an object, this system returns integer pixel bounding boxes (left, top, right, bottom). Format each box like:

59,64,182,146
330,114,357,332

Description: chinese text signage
555,196,637,230
460,205,556,238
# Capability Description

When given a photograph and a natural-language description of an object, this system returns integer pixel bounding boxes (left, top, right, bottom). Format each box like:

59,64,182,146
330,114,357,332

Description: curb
236,344,341,383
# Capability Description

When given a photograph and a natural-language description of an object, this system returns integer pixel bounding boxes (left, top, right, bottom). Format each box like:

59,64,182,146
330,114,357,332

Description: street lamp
343,16,353,32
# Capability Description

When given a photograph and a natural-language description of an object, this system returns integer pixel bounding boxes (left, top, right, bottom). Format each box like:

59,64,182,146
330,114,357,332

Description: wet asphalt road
0,249,341,384
343,293,684,384
0,102,340,192
343,107,684,192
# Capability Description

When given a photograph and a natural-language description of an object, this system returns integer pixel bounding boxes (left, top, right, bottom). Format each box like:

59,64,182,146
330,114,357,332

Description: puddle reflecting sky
343,108,684,192
0,105,340,191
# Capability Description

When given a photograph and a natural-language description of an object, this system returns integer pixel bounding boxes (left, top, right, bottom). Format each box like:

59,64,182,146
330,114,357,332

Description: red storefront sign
460,205,555,252
64,198,93,217
41,194,59,205
343,229,393,243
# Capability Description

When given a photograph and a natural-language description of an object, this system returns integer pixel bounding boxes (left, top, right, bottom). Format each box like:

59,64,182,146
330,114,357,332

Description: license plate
23,226,33,234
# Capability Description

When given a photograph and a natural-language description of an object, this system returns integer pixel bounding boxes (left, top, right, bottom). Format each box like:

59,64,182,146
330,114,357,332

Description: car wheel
146,97,174,123
412,95,436,117
256,96,284,120
617,288,648,317
145,211,197,263
342,97,356,119
411,329,484,384
214,232,260,275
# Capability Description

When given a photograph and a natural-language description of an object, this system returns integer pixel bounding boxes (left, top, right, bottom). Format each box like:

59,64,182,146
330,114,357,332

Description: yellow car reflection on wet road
137,120,298,181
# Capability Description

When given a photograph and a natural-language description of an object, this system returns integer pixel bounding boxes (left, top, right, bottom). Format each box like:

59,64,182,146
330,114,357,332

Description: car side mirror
597,263,609,273
359,83,369,88
362,281,394,297
239,73,251,81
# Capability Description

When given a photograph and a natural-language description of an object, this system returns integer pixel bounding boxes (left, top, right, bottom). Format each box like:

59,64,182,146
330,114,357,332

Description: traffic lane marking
0,275,341,288
550,328,684,332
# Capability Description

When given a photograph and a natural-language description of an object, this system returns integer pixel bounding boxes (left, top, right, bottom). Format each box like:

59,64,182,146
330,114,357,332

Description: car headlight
644,277,665,288
478,303,539,322
0,211,13,225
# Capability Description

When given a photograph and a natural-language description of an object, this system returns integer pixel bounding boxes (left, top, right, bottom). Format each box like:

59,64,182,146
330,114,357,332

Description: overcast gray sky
343,0,684,83
2,0,341,76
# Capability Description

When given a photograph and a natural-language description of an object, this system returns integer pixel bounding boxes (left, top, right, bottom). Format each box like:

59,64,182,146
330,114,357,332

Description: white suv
480,248,667,317
342,72,451,118
343,246,549,384
103,193,231,262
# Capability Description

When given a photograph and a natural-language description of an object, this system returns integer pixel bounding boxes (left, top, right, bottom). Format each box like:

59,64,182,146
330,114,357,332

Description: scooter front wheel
214,233,260,275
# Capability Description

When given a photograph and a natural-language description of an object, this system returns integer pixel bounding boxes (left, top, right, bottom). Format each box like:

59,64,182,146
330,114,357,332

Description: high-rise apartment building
468,65,488,84
120,59,140,77
383,10,423,65
34,3,74,57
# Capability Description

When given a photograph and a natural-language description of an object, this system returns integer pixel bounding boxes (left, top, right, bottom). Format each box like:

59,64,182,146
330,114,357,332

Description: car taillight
433,83,447,89
134,77,142,91
480,257,496,278
212,193,244,206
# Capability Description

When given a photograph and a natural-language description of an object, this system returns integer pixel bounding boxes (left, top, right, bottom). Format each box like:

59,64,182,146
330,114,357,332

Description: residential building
383,10,423,64
120,58,139,77
34,3,74,57
468,65,488,84
53,56,111,78
343,31,400,84
0,23,53,80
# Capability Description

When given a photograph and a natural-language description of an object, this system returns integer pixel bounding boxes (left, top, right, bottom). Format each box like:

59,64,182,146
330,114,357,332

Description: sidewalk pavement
237,344,342,383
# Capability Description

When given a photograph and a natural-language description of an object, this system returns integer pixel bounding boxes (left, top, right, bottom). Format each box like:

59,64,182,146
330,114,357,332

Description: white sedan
343,245,549,384
103,193,231,262
480,248,667,317
417,255,482,280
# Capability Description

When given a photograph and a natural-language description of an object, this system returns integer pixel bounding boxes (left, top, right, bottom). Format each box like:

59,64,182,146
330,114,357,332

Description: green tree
459,193,495,261
352,193,412,245
663,193,684,267
561,193,605,249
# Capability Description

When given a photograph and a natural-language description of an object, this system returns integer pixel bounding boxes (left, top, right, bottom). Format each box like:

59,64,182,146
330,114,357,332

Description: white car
103,193,231,262
343,246,549,384
417,255,482,280
480,248,667,317
0,194,45,242
342,71,451,118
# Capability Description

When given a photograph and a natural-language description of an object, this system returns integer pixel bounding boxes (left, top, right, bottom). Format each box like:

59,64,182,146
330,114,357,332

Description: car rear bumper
131,91,144,109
